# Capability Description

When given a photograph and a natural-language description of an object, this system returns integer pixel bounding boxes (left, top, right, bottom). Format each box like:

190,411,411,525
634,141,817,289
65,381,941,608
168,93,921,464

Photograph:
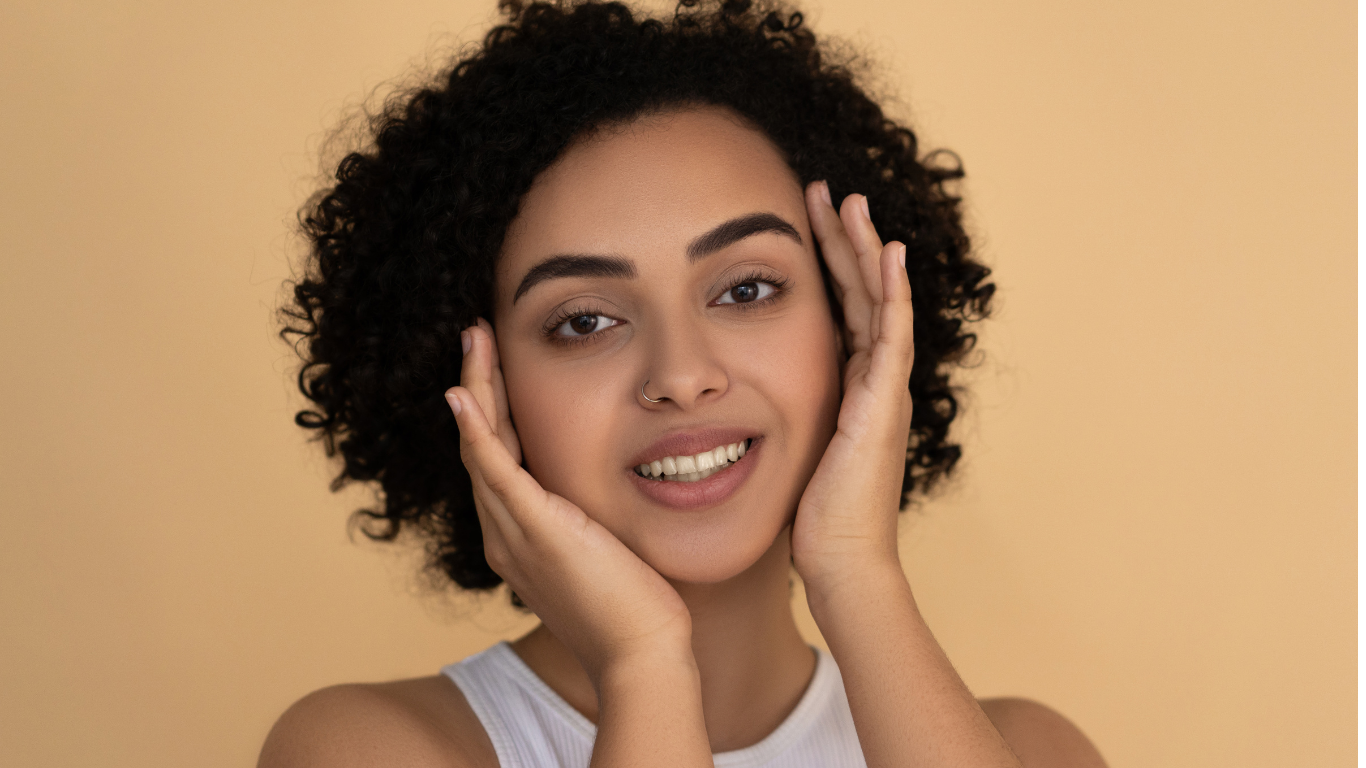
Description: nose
639,321,729,410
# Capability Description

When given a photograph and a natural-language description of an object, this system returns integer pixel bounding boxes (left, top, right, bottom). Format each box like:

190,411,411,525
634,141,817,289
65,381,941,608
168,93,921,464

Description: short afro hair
282,0,994,593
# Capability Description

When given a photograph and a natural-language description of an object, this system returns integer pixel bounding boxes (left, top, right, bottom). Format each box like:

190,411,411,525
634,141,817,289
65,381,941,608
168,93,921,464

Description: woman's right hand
444,319,694,684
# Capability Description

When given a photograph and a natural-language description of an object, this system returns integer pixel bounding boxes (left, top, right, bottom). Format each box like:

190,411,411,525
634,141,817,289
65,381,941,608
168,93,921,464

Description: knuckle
483,471,515,498
896,344,915,368
458,453,479,477
483,544,510,575
466,427,497,453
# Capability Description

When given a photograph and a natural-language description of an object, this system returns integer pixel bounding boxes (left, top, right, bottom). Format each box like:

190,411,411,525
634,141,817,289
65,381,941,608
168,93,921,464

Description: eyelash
542,269,791,348
714,268,790,311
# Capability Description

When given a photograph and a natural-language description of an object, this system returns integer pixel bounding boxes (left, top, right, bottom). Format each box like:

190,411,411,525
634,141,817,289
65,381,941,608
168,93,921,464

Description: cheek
500,352,622,503
792,330,842,457
735,306,843,458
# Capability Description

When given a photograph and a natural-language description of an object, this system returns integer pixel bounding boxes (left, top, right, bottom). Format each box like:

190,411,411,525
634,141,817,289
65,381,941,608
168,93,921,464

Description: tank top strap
443,642,594,768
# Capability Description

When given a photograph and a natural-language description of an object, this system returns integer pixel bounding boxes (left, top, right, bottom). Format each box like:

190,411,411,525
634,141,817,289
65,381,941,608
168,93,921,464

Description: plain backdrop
0,1,1354,766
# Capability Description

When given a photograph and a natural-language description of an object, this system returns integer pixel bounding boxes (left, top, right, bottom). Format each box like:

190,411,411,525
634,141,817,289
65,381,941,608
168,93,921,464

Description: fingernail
445,391,462,416
818,180,832,207
461,330,472,355
897,243,907,268
859,195,870,221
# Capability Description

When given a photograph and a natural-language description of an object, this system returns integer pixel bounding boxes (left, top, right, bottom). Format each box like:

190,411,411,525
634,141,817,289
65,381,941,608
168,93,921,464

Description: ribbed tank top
443,642,866,768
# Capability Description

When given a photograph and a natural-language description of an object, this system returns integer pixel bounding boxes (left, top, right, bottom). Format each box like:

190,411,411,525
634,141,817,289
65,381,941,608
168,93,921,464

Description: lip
629,436,763,510
626,426,760,468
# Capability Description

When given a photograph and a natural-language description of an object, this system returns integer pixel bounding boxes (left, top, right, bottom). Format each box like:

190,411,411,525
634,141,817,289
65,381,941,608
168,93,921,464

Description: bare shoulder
979,697,1108,768
257,675,497,768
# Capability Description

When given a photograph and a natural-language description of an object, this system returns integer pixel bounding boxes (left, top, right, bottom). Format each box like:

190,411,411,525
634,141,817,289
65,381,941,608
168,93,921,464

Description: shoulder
257,675,497,768
978,697,1108,768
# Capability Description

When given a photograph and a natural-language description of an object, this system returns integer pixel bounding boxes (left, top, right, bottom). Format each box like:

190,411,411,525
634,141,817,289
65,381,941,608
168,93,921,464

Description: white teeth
633,439,753,482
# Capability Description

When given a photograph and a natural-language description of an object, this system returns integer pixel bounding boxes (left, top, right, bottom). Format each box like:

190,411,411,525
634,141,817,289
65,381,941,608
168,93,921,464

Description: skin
259,107,1108,767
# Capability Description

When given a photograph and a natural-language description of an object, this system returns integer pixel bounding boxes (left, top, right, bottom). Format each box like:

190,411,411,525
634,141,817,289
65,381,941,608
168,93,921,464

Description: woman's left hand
790,181,915,591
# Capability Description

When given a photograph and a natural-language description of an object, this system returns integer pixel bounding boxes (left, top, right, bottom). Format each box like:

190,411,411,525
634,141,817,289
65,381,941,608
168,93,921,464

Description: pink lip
625,426,760,468
629,436,763,510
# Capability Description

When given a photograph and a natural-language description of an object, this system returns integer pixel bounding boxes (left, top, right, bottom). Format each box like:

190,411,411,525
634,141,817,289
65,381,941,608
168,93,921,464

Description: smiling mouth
633,439,752,483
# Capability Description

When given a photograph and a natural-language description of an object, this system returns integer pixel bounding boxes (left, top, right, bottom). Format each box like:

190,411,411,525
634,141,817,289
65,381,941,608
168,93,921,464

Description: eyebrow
512,212,801,303
686,212,802,260
512,254,637,303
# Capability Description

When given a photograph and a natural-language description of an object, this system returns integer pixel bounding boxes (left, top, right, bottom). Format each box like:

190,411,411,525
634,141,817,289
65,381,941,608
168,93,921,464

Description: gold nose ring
641,380,665,403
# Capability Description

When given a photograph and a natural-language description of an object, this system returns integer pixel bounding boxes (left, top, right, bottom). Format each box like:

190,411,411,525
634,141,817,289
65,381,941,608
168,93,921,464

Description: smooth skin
259,107,1107,767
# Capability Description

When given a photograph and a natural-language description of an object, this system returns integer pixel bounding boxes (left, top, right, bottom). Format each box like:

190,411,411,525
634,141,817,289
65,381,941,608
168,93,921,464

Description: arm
811,579,1107,768
588,649,709,767
794,183,1104,768
807,568,1020,768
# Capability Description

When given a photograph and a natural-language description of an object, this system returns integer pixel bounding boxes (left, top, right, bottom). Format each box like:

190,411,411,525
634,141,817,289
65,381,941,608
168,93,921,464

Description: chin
625,511,793,585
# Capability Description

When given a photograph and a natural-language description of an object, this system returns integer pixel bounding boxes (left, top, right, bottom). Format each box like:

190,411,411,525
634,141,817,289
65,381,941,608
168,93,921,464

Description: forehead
496,107,805,294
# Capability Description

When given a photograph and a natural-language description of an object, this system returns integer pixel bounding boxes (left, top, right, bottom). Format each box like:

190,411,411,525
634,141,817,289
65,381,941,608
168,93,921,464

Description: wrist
589,644,710,767
592,644,700,700
790,508,902,591
796,549,903,597
802,559,915,626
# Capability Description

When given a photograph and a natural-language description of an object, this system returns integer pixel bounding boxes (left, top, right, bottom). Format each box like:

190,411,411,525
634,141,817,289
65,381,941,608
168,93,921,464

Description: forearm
806,565,1021,768
589,651,713,768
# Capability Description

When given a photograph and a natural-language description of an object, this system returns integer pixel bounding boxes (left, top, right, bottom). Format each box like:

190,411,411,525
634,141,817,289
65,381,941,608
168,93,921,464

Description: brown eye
715,280,777,305
552,313,621,338
730,283,759,303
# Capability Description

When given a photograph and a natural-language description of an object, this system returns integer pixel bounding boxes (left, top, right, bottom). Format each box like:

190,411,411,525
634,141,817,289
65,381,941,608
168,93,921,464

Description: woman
263,1,1107,765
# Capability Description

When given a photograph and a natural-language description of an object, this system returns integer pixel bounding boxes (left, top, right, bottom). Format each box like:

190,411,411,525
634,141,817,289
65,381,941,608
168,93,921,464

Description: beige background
0,0,1354,765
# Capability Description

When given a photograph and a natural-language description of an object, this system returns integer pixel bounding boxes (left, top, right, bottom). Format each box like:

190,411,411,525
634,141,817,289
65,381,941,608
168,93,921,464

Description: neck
510,526,816,753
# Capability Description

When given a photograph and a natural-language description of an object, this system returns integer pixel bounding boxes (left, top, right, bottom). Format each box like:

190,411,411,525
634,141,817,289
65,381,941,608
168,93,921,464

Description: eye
553,314,621,338
715,280,778,305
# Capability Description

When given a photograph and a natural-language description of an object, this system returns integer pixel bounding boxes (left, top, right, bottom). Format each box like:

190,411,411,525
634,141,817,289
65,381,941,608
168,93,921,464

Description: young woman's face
494,106,842,584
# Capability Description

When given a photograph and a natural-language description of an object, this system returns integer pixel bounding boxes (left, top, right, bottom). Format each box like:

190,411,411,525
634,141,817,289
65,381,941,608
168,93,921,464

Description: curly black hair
281,0,994,593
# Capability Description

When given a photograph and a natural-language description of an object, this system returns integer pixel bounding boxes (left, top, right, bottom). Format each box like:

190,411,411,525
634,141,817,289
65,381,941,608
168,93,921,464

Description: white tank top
443,642,867,768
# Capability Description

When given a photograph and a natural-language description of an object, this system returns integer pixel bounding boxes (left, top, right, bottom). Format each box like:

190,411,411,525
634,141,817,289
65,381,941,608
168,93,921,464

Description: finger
462,322,521,461
445,386,544,533
866,241,917,389
805,181,874,354
475,318,522,462
460,323,499,432
443,384,510,520
839,192,887,319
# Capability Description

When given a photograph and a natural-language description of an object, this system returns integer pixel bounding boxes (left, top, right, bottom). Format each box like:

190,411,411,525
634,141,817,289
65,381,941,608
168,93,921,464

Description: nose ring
641,380,665,403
